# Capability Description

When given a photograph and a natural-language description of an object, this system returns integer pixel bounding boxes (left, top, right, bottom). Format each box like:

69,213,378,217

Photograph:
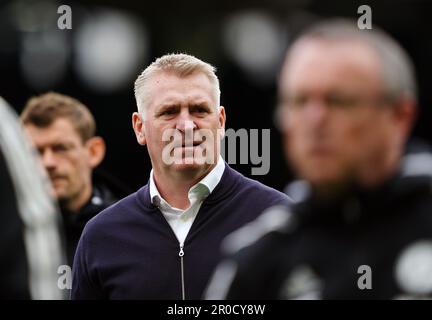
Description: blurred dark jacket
62,169,131,265
208,141,432,299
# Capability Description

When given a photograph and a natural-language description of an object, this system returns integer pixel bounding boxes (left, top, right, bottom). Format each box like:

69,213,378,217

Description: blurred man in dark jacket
206,19,432,299
21,92,122,265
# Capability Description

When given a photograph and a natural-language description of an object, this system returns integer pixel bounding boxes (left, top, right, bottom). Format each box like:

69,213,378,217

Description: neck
153,164,216,210
313,152,401,202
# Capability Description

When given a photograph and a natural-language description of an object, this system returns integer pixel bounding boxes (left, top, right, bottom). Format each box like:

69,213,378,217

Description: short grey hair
134,53,221,116
287,19,418,104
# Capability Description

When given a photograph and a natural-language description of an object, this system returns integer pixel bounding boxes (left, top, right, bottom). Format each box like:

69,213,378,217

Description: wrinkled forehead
146,71,217,106
279,38,383,94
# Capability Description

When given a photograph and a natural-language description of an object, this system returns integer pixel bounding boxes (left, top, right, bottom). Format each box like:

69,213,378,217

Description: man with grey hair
206,19,432,299
71,53,289,299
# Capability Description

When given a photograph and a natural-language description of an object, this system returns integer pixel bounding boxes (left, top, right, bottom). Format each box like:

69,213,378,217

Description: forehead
24,118,82,146
280,38,382,93
147,71,216,107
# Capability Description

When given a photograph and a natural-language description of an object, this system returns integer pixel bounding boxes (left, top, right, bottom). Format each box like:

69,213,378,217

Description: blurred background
1,0,431,192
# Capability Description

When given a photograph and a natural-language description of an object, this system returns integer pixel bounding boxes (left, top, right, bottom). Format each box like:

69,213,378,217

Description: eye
326,94,358,109
191,105,210,114
52,144,70,153
161,110,176,115
283,94,308,110
157,106,178,117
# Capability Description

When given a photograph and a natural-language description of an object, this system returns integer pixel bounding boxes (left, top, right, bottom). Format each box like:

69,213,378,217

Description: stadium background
1,0,431,192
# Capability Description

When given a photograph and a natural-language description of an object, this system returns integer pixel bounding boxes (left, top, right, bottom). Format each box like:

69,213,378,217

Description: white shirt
149,155,225,245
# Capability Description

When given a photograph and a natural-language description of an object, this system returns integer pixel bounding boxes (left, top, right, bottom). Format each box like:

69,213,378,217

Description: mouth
174,141,203,148
50,175,67,182
308,144,334,157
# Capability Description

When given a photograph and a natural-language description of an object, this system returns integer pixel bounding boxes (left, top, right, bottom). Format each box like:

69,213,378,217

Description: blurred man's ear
132,112,146,146
86,137,106,169
392,98,417,140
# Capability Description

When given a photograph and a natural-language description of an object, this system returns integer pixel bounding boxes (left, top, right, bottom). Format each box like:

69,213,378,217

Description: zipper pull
179,242,186,300
179,243,184,257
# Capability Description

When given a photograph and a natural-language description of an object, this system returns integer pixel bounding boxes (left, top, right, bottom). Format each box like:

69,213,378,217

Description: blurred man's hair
21,92,96,143
286,19,417,104
134,53,221,117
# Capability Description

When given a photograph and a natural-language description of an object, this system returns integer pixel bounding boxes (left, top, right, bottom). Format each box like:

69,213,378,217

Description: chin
53,189,66,200
300,163,344,184
171,158,214,174
172,160,206,170
305,168,355,190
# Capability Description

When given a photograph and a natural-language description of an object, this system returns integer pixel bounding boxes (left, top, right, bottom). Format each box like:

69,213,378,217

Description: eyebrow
157,99,213,109
190,101,212,108
153,104,180,116
157,104,180,110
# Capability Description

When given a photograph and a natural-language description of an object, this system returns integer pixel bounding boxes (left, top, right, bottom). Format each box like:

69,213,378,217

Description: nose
175,109,197,133
304,98,330,127
41,148,58,170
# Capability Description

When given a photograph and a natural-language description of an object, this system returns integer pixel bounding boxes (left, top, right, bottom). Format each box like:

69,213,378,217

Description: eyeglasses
280,92,391,111
274,92,393,130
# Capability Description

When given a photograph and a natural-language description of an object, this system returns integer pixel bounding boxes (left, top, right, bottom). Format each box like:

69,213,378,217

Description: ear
132,112,146,145
391,98,417,140
217,106,226,139
86,137,106,169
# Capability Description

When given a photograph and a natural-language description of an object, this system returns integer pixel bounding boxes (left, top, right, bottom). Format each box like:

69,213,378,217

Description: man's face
133,71,225,179
279,39,404,188
24,118,93,206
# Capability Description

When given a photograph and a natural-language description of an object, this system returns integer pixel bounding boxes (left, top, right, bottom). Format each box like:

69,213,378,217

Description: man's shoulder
83,185,150,232
227,166,290,204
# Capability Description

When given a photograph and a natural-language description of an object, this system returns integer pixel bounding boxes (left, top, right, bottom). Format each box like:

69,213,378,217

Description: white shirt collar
149,155,225,209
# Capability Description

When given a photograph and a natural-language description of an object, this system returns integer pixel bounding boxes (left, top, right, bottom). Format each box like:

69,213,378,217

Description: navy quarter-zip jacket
71,164,289,299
